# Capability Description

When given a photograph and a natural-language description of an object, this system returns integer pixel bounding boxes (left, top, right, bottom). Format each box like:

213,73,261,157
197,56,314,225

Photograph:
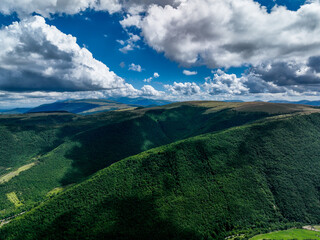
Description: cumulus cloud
0,0,181,18
140,85,164,97
0,0,121,17
0,16,126,92
201,66,320,96
144,72,160,82
143,77,153,83
164,82,201,96
137,0,320,68
246,58,320,93
183,70,197,76
203,70,249,95
128,63,143,72
120,14,143,28
118,33,141,53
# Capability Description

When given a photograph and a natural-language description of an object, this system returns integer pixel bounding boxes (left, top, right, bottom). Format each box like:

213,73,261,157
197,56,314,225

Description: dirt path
303,225,320,232
0,211,25,227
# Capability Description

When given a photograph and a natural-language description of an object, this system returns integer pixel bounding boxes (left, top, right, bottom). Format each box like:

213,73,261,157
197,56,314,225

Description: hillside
1,101,286,220
1,110,320,239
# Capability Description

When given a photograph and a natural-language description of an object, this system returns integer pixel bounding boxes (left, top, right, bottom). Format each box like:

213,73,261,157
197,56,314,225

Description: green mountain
0,101,320,239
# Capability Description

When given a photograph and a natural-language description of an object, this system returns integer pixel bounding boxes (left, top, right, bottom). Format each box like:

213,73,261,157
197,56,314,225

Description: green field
251,229,320,240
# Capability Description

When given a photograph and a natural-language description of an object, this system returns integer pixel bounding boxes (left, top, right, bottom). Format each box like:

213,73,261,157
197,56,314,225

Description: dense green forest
1,102,320,239
0,102,274,219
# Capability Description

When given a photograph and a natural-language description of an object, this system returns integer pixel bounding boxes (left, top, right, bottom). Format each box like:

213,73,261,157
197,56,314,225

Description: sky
0,0,320,108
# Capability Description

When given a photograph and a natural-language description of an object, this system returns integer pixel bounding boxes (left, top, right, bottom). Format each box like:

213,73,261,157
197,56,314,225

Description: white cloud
138,0,320,68
203,70,249,95
0,0,122,17
140,85,164,97
118,33,141,53
119,44,134,53
117,40,125,45
143,77,153,83
183,70,197,76
144,72,160,82
128,63,143,72
0,16,125,92
0,0,181,18
164,82,201,96
120,14,143,28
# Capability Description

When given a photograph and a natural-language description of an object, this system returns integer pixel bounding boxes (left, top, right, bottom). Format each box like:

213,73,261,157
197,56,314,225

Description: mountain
26,98,172,115
269,100,320,106
27,99,136,115
108,97,173,107
0,101,320,239
0,108,31,114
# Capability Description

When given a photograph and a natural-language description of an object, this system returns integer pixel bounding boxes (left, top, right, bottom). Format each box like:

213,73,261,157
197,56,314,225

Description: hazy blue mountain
27,99,135,114
108,97,173,106
269,100,320,106
0,108,31,114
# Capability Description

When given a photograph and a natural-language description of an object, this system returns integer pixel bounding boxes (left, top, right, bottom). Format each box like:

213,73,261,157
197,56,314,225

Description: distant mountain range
0,98,173,115
108,97,172,107
1,98,320,115
269,100,320,106
0,108,31,114
27,99,135,115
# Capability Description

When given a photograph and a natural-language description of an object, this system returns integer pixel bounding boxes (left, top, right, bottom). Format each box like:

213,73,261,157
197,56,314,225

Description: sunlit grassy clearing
251,229,320,240
6,192,23,208
0,161,37,184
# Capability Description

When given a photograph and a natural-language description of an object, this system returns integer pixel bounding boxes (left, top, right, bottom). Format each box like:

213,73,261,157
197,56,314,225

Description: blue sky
47,0,307,90
47,11,213,90
0,0,320,108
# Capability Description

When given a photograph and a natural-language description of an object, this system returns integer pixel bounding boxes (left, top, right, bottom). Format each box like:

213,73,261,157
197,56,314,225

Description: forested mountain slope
0,102,320,239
